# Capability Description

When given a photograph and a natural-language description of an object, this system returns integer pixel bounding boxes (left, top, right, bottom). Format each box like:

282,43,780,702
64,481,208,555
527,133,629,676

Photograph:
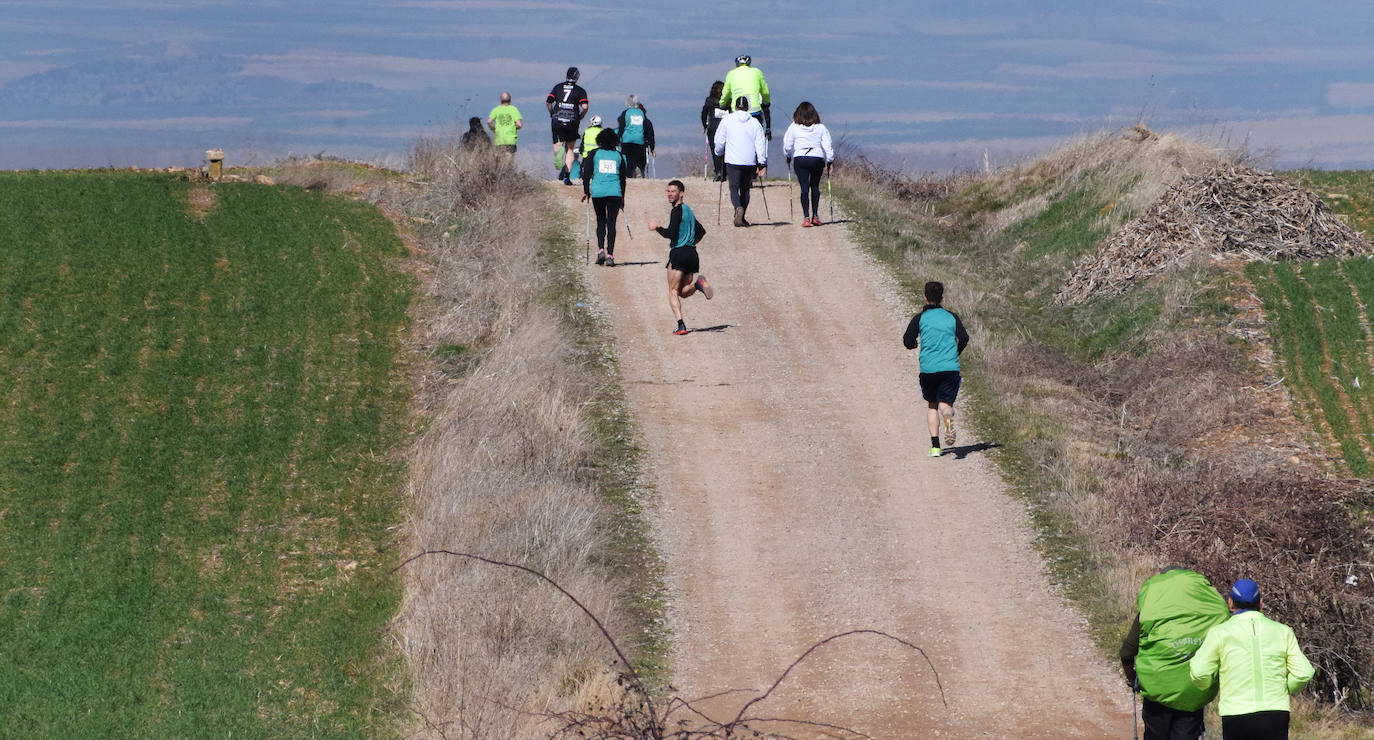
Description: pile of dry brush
1057,165,1372,303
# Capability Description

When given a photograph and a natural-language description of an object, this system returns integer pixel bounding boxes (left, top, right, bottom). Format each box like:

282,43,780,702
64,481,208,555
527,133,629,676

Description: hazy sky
4,1,1374,174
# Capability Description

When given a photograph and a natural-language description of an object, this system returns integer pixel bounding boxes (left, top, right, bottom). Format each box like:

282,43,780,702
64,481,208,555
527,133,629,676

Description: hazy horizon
5,1,1374,175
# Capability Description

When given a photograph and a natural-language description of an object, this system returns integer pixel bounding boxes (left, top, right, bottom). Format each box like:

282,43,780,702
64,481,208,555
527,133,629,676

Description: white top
783,123,833,163
713,110,767,167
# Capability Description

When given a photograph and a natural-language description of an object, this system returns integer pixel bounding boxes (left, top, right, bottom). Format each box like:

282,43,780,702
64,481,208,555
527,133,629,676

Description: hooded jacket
713,110,766,167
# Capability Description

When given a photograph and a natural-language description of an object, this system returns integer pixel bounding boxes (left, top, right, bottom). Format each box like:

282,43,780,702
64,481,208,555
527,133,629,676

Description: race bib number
630,114,643,125
713,109,726,118
598,159,618,174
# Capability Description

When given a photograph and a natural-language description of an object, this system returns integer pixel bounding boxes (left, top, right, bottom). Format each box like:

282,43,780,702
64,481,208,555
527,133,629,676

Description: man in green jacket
719,55,771,139
1120,568,1230,739
1189,579,1315,739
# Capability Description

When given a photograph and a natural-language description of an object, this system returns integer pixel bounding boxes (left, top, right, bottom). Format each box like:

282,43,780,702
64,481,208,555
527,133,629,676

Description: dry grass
838,127,1374,721
360,140,630,737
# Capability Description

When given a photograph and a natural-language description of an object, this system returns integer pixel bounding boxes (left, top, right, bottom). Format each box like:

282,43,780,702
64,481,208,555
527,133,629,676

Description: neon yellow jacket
581,125,603,156
1188,611,1314,716
719,65,769,111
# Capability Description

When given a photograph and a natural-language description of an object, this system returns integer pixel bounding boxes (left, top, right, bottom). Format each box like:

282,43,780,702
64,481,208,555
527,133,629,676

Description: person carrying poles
581,129,628,267
648,179,713,335
701,80,728,181
713,96,767,227
782,101,835,227
547,66,588,184
486,91,522,157
902,281,969,457
719,55,771,140
616,95,655,178
1189,579,1315,740
1120,568,1230,740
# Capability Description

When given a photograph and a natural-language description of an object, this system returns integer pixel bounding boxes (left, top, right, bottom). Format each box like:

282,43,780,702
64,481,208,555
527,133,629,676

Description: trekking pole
787,164,793,222
651,153,656,180
585,199,591,265
827,174,834,223
623,204,632,240
757,165,770,220
703,140,709,180
716,178,723,225
1132,686,1138,740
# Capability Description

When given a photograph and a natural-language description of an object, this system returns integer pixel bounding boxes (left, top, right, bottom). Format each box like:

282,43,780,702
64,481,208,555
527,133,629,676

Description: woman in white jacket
782,101,834,227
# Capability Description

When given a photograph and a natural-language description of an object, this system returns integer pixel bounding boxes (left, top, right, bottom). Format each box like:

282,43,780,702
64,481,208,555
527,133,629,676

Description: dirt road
556,179,1131,738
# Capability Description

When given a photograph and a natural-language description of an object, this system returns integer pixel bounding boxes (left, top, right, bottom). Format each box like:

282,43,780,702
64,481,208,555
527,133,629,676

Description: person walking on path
719,55,772,140
649,179,713,335
581,114,604,157
581,129,628,267
616,95,655,178
782,101,834,227
1120,568,1231,740
713,97,767,227
460,116,491,151
702,80,728,181
486,92,522,156
902,281,969,457
1189,579,1315,740
548,66,589,183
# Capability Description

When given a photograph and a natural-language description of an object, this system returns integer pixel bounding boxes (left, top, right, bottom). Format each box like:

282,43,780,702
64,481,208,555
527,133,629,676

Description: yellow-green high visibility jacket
1189,610,1314,716
719,65,770,112
581,125,603,156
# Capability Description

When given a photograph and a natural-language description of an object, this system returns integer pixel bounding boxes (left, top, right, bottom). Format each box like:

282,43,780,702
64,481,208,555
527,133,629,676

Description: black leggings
793,156,825,218
726,164,754,209
593,196,622,253
622,143,647,177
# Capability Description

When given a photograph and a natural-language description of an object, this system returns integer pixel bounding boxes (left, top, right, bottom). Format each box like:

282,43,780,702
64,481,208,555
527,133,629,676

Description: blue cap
1230,579,1260,603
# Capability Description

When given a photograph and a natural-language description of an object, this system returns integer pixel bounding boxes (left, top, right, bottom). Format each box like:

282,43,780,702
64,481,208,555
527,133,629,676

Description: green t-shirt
487,104,523,146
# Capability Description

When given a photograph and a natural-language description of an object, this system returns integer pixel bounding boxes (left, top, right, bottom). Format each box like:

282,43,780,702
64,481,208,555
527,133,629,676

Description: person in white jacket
713,96,767,227
782,101,835,227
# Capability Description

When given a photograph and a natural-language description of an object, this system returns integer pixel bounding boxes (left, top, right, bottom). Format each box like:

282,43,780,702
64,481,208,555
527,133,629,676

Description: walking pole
827,174,834,223
623,204,632,240
703,140,709,181
584,199,591,265
1132,686,1138,740
756,164,770,220
787,164,793,222
651,152,656,180
716,178,723,225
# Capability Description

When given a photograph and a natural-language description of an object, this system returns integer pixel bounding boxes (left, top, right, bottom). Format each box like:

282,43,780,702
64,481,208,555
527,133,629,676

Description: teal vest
917,307,961,373
673,204,697,248
1136,569,1229,711
620,108,646,145
589,149,624,198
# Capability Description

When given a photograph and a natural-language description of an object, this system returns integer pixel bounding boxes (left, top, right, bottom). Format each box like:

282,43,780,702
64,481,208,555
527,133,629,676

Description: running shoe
943,416,956,448
604,254,615,267
673,324,689,336
802,218,812,227
596,249,606,265
811,217,824,226
694,275,713,300
733,207,745,227
928,447,941,457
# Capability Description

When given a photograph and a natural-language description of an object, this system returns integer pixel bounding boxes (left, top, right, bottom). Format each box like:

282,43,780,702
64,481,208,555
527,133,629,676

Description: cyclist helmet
734,55,751,66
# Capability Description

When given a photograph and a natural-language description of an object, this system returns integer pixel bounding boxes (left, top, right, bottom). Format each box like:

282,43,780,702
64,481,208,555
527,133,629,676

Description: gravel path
556,179,1131,738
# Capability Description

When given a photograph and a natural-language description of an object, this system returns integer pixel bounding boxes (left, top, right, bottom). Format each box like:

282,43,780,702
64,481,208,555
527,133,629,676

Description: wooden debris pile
1056,165,1371,304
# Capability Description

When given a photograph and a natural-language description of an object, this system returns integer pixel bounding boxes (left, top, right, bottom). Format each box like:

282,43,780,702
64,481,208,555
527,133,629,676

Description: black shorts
666,246,699,274
919,371,961,404
551,122,579,144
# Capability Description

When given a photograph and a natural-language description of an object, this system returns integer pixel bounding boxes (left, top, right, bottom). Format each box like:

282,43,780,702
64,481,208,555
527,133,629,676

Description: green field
0,172,412,736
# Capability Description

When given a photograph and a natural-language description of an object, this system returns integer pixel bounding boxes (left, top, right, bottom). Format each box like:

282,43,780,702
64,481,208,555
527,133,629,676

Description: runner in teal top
902,281,970,456
649,180,713,335
580,129,627,266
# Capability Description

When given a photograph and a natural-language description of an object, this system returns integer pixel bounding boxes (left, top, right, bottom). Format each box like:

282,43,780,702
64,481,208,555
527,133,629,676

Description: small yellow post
205,148,224,182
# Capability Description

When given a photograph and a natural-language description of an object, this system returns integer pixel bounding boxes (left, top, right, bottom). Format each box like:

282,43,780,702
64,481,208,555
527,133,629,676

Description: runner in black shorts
902,281,970,456
547,66,588,179
649,179,713,335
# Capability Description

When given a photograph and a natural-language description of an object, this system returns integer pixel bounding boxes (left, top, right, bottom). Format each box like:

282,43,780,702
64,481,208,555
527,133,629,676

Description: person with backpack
782,101,835,227
1190,579,1315,739
485,91,522,156
719,55,771,140
901,281,969,457
648,179,713,335
701,81,728,181
547,66,588,183
713,96,767,227
616,95,655,178
1120,568,1231,740
580,129,628,267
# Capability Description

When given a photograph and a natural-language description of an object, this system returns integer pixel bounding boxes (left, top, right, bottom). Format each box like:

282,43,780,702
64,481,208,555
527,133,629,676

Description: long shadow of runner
688,324,733,334
608,260,660,267
948,441,1000,459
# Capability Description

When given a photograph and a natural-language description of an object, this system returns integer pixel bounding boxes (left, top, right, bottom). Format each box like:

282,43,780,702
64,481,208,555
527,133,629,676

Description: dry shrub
388,140,625,737
1112,461,1374,707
